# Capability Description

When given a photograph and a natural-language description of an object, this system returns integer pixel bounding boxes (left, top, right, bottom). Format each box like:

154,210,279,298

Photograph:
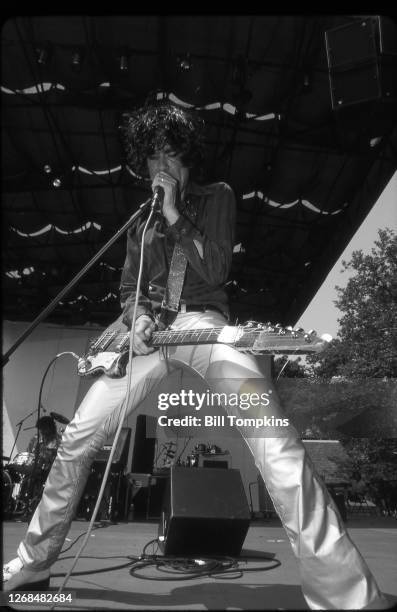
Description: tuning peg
304,330,317,343
291,327,304,338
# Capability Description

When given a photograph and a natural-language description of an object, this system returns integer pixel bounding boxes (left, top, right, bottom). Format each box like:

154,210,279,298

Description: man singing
3,102,388,609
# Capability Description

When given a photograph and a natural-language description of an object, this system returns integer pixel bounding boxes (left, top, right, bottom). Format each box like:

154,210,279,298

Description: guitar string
94,330,310,343
91,329,314,353
95,328,307,341
94,333,308,349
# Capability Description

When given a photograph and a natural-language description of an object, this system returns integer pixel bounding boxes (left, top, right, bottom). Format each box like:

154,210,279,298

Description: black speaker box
328,59,397,109
159,467,250,556
131,415,156,473
325,17,397,109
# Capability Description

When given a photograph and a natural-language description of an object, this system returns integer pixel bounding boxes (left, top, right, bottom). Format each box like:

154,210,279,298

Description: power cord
127,538,281,582
50,533,280,584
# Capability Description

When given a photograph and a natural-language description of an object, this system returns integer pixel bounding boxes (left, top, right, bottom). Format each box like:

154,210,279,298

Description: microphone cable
50,202,158,609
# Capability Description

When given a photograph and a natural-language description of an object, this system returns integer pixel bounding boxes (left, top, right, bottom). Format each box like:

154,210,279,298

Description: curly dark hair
36,416,57,439
120,102,205,177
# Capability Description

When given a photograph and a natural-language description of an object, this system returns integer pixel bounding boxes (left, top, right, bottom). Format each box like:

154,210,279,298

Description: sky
296,171,397,340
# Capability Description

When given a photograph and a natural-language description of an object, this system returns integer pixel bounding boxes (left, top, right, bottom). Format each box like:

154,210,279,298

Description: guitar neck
79,321,329,378
90,323,327,357
149,326,315,353
150,327,224,347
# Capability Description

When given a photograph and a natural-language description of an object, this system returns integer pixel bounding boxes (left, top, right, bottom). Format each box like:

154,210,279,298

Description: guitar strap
158,197,198,329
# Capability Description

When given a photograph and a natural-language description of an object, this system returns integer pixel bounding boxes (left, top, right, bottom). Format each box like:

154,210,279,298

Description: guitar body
77,316,330,379
78,315,130,378
78,348,130,378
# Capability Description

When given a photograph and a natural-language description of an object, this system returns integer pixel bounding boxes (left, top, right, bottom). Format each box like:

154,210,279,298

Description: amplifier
94,427,131,471
159,467,250,556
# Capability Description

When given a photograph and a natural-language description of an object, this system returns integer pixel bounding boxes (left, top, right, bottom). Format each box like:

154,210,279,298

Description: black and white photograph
2,14,397,610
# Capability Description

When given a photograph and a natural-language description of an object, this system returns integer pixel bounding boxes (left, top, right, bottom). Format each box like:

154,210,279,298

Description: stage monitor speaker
131,415,156,474
94,427,131,471
325,17,397,109
159,467,250,556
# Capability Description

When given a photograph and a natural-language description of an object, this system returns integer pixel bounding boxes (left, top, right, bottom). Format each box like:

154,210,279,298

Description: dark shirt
120,181,236,327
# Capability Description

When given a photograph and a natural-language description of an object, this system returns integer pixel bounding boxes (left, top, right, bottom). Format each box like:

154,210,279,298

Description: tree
307,228,397,379
339,438,397,482
305,228,397,482
273,355,307,378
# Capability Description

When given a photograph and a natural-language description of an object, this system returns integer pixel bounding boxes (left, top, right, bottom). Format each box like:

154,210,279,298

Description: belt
179,303,226,317
153,303,227,319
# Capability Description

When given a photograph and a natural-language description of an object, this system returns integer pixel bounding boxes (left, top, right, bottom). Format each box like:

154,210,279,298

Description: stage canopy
2,15,397,328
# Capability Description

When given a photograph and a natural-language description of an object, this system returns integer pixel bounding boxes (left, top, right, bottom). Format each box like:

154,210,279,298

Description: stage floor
3,516,397,610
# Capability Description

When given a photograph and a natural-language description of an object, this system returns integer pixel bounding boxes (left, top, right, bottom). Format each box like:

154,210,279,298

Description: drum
8,452,35,474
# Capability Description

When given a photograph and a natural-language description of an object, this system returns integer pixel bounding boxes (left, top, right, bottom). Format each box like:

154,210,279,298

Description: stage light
370,136,382,147
118,47,129,72
44,164,52,174
36,43,51,66
52,177,62,188
177,53,192,71
120,55,128,72
71,48,84,72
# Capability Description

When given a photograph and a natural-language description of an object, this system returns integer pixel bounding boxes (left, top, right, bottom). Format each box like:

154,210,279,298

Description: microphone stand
8,407,39,463
2,198,151,367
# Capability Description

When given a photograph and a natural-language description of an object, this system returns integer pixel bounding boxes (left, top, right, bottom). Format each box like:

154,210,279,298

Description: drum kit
2,411,69,520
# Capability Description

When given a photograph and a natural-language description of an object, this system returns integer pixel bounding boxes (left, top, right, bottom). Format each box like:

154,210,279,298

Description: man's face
147,144,190,196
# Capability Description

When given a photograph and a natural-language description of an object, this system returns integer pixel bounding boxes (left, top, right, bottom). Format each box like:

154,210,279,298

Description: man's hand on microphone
132,315,156,355
152,172,180,226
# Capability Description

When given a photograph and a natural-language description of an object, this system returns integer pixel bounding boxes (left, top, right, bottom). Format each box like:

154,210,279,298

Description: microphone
151,185,164,211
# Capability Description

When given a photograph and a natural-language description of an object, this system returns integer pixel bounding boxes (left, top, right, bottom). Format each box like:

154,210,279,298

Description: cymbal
50,411,70,425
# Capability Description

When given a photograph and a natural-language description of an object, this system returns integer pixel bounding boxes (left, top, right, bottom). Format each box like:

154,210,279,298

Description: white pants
18,312,386,609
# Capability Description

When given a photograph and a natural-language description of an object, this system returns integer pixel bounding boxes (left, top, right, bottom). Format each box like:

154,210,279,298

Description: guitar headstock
238,321,332,354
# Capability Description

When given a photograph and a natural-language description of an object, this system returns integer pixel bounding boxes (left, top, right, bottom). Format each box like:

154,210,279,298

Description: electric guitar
77,315,331,378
